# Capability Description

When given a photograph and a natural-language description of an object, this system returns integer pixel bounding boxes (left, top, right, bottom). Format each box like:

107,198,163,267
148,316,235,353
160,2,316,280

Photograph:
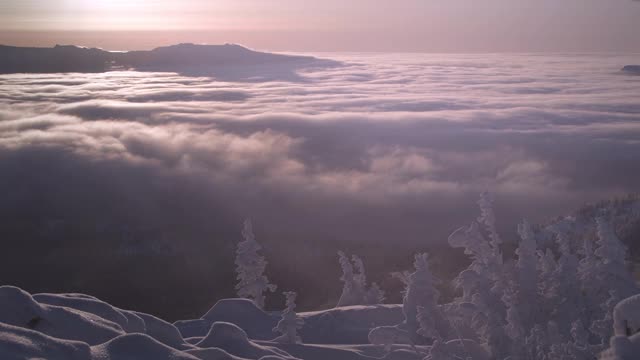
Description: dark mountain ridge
0,43,316,74
622,65,640,75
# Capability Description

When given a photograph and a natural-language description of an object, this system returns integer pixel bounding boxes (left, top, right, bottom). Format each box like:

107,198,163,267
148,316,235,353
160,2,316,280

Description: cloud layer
1,53,639,317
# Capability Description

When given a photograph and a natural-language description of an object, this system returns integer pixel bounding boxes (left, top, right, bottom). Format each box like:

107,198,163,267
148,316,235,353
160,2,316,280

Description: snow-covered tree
448,221,494,274
368,326,412,354
591,290,622,349
504,220,542,345
577,233,602,328
417,305,442,342
425,339,457,360
545,233,583,338
538,248,557,297
351,254,368,304
547,320,594,360
477,191,502,254
273,291,304,344
365,282,386,305
593,217,638,302
448,193,510,359
583,217,639,347
235,219,276,309
403,253,449,342
336,251,359,307
337,252,385,306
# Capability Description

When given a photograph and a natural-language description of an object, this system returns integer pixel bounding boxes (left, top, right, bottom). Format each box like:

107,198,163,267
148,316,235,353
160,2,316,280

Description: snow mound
42,306,124,345
0,322,92,360
0,285,44,327
0,285,124,345
197,322,296,359
186,347,248,360
602,334,640,360
118,310,146,333
267,342,376,360
382,349,421,360
91,333,199,360
175,318,213,338
613,294,640,336
441,339,489,360
185,336,205,345
369,325,412,351
34,293,132,332
197,322,251,348
300,305,403,344
133,311,193,350
202,298,277,339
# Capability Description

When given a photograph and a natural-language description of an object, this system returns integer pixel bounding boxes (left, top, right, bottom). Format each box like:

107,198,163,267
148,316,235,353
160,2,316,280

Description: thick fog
1,53,639,319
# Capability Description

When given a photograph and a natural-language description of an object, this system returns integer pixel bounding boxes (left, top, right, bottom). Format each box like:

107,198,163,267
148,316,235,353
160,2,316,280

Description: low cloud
0,53,639,318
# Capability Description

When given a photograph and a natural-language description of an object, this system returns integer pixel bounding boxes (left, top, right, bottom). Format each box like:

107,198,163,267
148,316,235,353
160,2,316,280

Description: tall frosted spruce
235,219,276,309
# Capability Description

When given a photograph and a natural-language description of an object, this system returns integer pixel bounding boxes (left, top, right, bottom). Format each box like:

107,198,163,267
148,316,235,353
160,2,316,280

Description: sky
0,0,639,52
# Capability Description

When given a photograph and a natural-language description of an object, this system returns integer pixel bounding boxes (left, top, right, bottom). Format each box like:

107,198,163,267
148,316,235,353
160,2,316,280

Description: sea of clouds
1,53,639,316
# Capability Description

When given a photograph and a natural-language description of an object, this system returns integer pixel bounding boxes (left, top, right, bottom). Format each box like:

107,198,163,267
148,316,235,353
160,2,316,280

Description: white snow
0,286,124,345
196,322,296,359
201,298,278,340
613,294,640,336
132,311,194,350
91,333,199,360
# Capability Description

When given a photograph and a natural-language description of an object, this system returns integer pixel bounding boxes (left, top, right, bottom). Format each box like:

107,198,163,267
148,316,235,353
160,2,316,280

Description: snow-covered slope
1,195,639,359
0,287,411,360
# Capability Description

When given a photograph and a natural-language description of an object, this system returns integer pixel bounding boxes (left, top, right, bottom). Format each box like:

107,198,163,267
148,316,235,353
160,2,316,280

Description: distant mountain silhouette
0,43,318,75
622,65,640,75
0,44,111,73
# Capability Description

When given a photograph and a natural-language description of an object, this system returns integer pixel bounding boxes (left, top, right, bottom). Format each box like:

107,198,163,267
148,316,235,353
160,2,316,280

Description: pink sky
1,0,640,52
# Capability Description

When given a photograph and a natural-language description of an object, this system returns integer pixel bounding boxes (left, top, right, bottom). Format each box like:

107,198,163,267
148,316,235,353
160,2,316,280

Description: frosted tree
593,217,638,301
235,219,276,309
587,217,639,346
351,254,368,304
403,253,449,342
590,290,622,349
337,252,384,306
477,191,502,255
448,193,510,359
365,282,386,305
368,326,413,354
547,233,583,337
448,221,494,274
577,233,602,327
449,193,507,291
417,305,442,342
336,251,359,307
273,291,304,344
505,220,541,344
548,320,594,360
455,269,483,303
425,339,457,360
537,248,557,297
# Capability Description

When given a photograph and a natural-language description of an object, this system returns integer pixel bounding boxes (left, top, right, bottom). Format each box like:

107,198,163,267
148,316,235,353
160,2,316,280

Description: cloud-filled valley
1,52,639,318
